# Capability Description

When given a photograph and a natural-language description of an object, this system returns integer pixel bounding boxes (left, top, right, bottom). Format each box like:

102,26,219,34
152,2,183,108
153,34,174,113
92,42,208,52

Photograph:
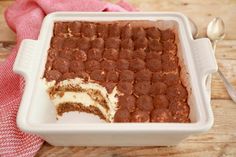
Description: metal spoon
206,17,236,102
188,17,198,39
188,18,236,102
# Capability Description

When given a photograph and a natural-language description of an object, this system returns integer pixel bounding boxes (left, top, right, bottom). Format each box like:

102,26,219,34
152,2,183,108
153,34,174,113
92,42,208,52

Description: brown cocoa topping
45,21,190,123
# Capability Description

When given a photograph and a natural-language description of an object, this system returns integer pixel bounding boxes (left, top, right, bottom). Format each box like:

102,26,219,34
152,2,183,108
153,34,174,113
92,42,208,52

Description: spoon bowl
207,17,225,41
188,17,198,38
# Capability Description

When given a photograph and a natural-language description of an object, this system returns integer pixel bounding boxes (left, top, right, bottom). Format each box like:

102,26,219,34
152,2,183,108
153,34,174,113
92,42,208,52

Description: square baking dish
13,12,217,146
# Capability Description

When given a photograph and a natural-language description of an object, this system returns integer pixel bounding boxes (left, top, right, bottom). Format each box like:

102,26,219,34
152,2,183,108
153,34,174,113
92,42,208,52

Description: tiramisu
43,21,190,123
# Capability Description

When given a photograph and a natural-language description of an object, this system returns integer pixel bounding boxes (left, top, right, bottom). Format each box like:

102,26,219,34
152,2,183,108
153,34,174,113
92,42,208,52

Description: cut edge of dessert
45,77,119,122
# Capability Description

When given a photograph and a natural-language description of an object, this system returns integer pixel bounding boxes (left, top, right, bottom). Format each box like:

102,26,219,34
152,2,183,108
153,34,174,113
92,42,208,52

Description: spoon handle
218,69,236,102
212,40,217,53
211,41,236,103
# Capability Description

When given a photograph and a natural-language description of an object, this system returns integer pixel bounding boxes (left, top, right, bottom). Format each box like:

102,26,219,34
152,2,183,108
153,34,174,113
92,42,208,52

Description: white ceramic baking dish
13,12,217,146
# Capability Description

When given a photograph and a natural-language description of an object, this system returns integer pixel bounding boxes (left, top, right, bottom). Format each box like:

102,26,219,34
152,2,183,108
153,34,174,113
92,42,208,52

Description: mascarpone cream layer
45,78,118,122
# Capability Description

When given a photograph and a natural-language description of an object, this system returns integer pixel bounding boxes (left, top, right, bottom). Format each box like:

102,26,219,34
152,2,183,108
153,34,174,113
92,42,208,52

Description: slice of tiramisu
43,21,190,123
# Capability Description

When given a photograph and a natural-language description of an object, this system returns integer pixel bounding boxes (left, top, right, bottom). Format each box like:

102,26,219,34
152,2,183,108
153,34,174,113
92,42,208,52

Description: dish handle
191,38,218,100
13,39,40,131
13,39,39,78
